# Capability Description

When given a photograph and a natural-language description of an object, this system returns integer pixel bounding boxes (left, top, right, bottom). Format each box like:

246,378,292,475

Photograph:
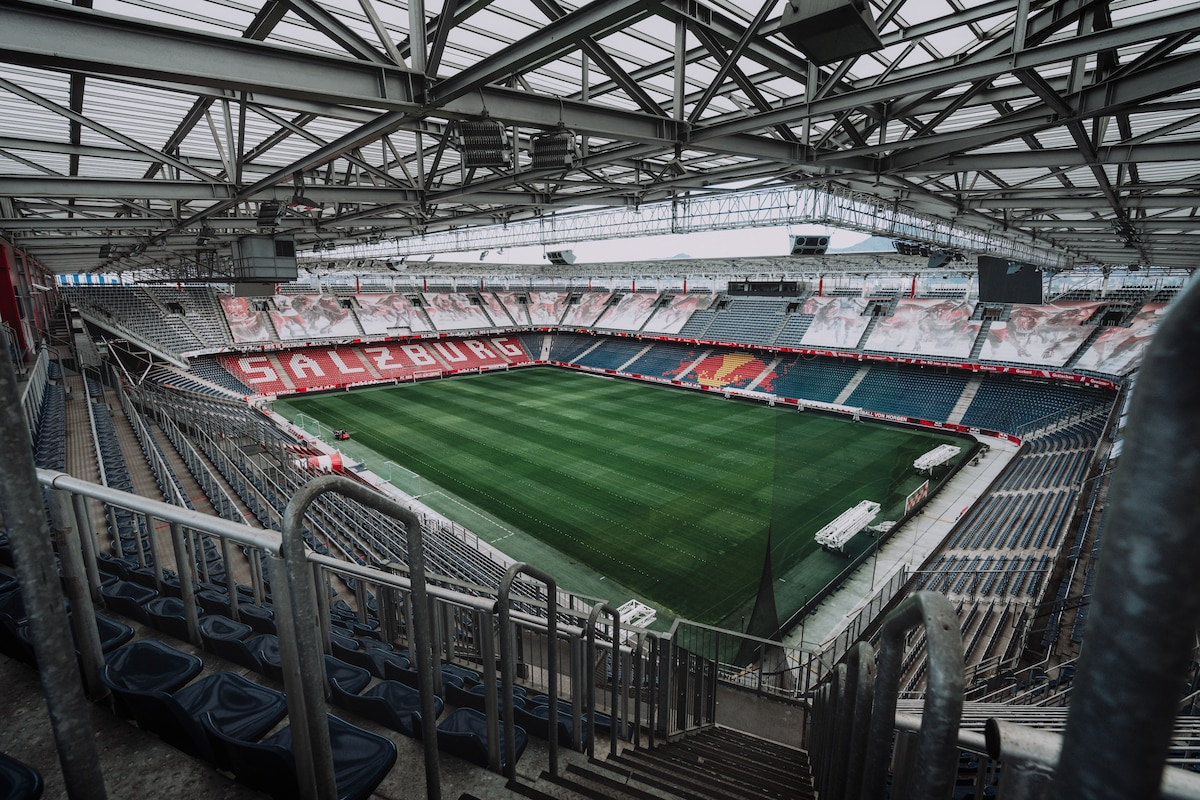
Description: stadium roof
0,0,1198,279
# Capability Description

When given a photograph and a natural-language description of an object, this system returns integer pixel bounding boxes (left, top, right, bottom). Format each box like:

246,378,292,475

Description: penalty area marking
426,490,523,543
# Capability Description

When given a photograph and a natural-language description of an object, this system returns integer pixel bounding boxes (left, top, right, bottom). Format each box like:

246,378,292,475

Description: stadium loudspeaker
977,255,1045,305
546,250,576,266
790,235,829,256
779,0,884,65
927,252,952,270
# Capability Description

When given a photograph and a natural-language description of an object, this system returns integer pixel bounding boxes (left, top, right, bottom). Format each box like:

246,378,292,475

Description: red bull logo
687,353,773,389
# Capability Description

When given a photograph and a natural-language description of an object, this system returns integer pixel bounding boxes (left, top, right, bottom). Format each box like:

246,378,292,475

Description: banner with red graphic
560,292,612,326
1074,303,1167,375
643,294,713,334
676,352,777,391
864,298,981,358
596,293,659,330
801,296,871,348
421,292,492,330
293,453,343,473
980,301,1101,366
220,336,530,397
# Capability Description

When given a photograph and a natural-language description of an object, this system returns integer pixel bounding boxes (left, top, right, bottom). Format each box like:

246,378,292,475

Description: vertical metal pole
221,535,238,620
825,664,848,799
51,487,106,700
281,475,443,800
70,492,103,601
500,564,558,779
570,633,584,752
170,522,202,645
843,642,876,800
478,606,502,773
0,355,108,800
633,635,644,747
655,635,671,741
860,592,964,800
107,504,123,559
1054,280,1200,800
135,510,152,569
586,603,620,758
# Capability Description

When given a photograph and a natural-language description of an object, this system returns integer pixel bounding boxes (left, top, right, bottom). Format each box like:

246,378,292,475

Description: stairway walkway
508,726,814,800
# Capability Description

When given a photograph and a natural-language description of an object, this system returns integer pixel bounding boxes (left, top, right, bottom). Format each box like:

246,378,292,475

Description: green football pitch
274,368,963,627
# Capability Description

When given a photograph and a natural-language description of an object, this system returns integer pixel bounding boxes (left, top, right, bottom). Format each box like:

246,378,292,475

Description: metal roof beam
697,5,1200,143
893,141,1200,173
0,2,424,111
888,50,1200,170
529,0,666,118
0,177,441,206
280,0,392,64
430,0,658,104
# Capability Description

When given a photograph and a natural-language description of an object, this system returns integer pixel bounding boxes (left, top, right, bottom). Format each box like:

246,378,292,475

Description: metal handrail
499,563,559,779
278,475,441,800
585,602,621,759
860,591,964,800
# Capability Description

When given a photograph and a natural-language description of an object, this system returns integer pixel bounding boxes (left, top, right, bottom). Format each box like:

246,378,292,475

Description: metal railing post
586,602,621,758
168,521,202,645
70,492,104,602
280,475,441,800
842,642,875,800
860,591,964,800
51,487,106,700
499,563,558,779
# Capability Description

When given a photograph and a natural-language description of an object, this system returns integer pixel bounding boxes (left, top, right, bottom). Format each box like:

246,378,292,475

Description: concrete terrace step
609,739,813,800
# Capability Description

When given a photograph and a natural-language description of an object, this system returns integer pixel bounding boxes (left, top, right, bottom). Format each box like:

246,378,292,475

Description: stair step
673,739,806,787
566,763,667,800
506,778,561,800
623,746,805,800
540,764,674,800
598,755,720,800
693,727,809,761
611,749,787,800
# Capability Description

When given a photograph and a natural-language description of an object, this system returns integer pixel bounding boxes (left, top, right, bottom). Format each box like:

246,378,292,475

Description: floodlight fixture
460,119,510,168
531,128,578,169
893,240,932,257
256,200,284,228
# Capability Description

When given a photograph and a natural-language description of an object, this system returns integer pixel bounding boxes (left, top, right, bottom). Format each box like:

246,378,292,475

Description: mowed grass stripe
388,376,768,543
276,368,960,624
316,380,742,583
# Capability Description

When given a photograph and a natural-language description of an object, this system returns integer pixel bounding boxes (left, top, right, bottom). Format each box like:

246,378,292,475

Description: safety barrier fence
10,463,738,799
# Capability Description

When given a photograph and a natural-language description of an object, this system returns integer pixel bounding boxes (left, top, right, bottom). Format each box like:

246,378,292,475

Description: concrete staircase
499,727,815,800
1063,326,1105,369
947,376,983,425
967,319,993,360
